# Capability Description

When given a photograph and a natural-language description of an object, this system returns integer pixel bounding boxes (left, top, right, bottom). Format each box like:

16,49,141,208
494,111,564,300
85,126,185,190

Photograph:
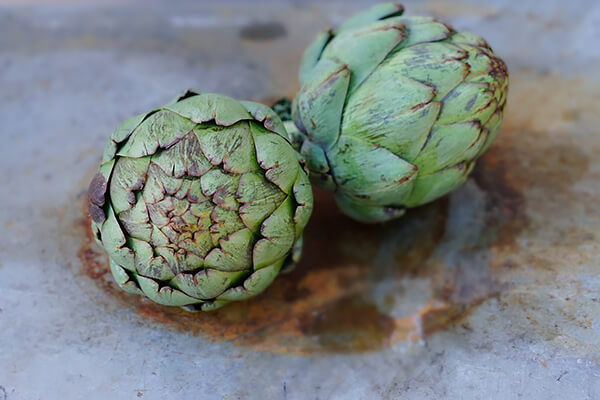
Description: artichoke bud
88,90,313,310
291,2,508,223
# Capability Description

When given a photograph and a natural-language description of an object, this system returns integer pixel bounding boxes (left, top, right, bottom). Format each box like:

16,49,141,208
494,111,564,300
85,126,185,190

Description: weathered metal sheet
0,1,599,399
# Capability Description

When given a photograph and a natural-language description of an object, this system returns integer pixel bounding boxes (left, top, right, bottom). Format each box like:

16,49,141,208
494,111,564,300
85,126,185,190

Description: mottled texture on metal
0,1,599,399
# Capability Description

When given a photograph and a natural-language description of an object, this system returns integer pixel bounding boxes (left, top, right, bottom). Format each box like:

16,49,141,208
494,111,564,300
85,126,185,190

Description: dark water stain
239,21,287,41
298,297,397,352
471,144,528,250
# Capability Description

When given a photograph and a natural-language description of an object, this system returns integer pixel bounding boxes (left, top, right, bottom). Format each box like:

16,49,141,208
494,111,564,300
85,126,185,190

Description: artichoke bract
290,3,508,223
87,91,313,311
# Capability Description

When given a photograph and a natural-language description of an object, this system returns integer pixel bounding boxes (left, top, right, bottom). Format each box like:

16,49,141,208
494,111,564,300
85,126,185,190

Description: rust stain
75,182,505,354
297,297,397,352
472,143,527,251
77,190,403,353
73,69,599,354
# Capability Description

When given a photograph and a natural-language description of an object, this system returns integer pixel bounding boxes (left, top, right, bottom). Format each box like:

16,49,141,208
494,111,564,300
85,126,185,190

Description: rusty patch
75,175,514,354
73,113,527,354
72,70,599,354
297,297,397,352
471,145,527,250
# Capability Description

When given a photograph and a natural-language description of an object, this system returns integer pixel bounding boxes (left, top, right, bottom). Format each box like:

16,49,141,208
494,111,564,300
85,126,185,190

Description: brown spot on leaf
88,172,107,205
87,172,107,223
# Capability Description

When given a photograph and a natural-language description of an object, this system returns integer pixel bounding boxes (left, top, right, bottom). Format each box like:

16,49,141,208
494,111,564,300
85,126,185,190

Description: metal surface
1,0,599,399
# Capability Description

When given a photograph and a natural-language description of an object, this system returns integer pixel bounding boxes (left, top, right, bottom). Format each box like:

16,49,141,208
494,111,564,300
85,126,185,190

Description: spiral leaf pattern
88,91,313,311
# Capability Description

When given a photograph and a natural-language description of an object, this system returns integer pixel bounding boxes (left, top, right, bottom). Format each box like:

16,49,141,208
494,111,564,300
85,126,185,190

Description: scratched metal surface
1,0,599,399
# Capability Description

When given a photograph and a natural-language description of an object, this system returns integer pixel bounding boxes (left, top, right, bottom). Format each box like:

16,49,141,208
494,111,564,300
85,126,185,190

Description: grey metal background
1,0,599,399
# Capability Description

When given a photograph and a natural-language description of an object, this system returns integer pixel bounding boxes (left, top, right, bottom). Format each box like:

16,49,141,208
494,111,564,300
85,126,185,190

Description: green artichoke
289,3,508,223
87,90,313,311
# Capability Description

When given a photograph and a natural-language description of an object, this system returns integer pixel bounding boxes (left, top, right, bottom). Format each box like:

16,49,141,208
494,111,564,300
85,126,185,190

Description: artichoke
87,90,313,311
289,2,508,223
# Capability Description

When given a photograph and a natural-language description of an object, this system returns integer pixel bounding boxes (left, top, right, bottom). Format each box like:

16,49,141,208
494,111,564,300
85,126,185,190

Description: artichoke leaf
253,197,295,269
384,54,469,101
129,237,174,280
252,123,300,194
390,17,452,49
451,31,490,48
165,93,252,126
437,82,494,124
172,269,247,300
240,100,288,139
413,121,484,175
165,88,203,107
328,136,418,204
209,207,245,244
337,2,404,33
299,140,331,175
109,258,143,295
299,29,333,86
142,163,183,204
321,18,406,93
117,110,196,158
343,99,441,162
217,260,283,302
151,131,212,178
334,192,406,223
101,205,135,271
344,66,436,128
292,171,314,238
405,162,474,207
204,228,254,272
196,121,257,174
237,171,286,232
118,195,152,241
293,59,350,148
477,110,503,157
200,169,240,211
87,161,114,224
136,274,203,306
109,157,151,213
103,111,151,162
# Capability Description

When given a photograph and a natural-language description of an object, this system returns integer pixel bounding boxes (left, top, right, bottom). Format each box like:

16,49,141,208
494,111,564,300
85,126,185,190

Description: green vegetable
88,90,313,310
289,2,508,223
